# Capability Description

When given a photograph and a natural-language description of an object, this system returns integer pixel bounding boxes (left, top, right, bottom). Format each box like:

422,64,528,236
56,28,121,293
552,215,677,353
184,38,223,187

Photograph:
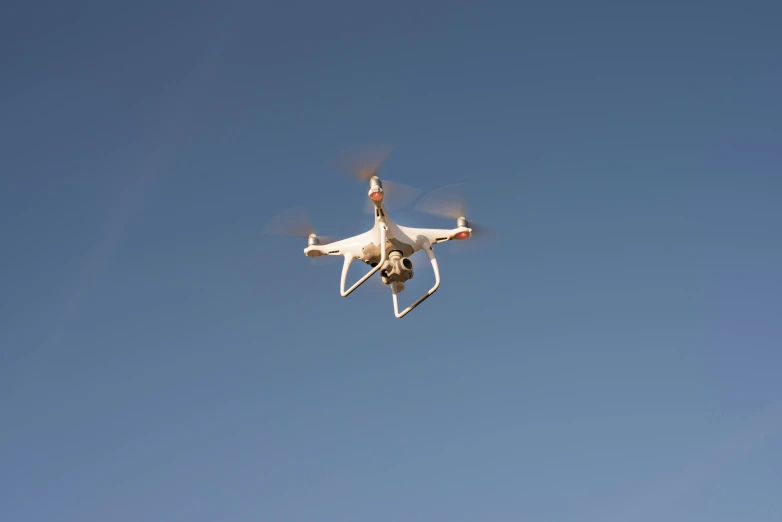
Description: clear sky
2,1,781,521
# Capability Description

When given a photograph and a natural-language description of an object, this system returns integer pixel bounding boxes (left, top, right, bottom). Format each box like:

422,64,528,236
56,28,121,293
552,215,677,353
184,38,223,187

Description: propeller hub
457,216,468,228
308,234,320,246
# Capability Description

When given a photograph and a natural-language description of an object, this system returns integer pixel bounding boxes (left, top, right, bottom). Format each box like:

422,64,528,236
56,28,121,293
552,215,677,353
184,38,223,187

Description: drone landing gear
391,242,440,319
340,223,388,297
340,229,441,318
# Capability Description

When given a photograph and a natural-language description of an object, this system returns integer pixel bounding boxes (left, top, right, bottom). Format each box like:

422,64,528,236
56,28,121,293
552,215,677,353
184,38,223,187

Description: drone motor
368,176,384,204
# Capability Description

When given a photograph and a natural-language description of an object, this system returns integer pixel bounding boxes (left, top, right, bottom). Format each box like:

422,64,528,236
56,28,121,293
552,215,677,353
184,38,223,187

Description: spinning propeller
414,183,494,245
335,143,395,182
262,206,338,246
335,143,422,213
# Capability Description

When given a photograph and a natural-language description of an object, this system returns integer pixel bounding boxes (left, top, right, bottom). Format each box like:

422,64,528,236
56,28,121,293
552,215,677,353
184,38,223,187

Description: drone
264,146,488,318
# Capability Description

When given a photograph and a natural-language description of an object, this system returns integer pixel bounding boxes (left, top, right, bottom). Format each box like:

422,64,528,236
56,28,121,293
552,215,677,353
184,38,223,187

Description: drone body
302,176,472,318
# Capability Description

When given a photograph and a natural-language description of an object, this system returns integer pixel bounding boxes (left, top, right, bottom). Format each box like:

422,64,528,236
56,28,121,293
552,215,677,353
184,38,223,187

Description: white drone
265,146,488,318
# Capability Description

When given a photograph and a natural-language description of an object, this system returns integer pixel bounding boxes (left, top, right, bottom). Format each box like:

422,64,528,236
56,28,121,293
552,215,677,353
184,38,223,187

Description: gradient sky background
2,1,781,521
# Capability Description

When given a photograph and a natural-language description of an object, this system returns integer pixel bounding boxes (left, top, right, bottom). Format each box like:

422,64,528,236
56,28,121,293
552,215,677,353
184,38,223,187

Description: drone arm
340,223,388,297
391,241,441,318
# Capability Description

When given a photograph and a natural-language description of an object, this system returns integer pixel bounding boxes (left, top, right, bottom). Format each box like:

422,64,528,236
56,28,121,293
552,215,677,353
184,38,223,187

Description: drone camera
380,250,414,285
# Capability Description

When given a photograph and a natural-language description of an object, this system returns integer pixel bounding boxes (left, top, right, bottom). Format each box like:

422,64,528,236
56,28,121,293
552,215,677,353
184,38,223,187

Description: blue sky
1,1,781,521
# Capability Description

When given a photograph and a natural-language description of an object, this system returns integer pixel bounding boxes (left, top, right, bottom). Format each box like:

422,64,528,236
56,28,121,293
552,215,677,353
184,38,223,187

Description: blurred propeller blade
415,183,497,252
414,183,470,220
363,179,422,214
263,207,338,244
263,206,314,237
467,220,495,239
453,219,498,253
383,180,422,209
335,143,395,182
